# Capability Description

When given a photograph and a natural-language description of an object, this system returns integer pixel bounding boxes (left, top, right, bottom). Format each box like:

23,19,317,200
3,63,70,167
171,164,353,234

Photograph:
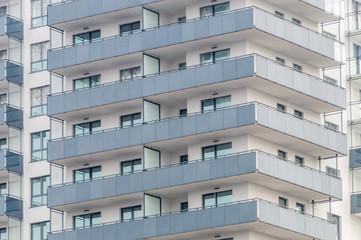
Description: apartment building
0,0,357,240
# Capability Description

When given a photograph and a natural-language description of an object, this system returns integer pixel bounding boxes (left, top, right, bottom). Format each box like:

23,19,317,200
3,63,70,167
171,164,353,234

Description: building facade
2,0,361,240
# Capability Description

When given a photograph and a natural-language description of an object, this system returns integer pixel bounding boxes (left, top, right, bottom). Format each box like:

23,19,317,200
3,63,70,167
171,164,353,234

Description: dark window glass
31,221,50,240
179,62,186,70
121,205,141,221
203,190,232,208
120,21,141,35
178,17,186,23
121,113,141,128
295,156,304,165
278,150,287,159
121,159,142,174
181,202,188,212
180,155,188,164
74,75,100,90
292,18,301,25
74,166,101,183
179,109,187,117
275,11,284,18
73,30,101,46
293,63,303,71
325,121,339,131
277,103,286,112
294,109,303,119
326,166,338,177
200,49,230,64
200,2,229,17
73,120,101,137
201,96,231,112
31,176,49,207
296,203,305,213
278,197,288,207
31,130,50,162
276,57,285,64
0,138,6,150
202,142,232,159
74,212,101,229
0,183,6,195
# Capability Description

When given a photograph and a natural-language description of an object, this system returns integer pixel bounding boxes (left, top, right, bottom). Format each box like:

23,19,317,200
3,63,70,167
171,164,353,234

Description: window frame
120,21,141,36
294,109,304,119
31,85,50,117
73,212,101,230
277,103,286,112
202,142,232,159
31,41,49,73
121,205,142,221
0,138,6,150
202,190,232,208
277,150,287,159
296,202,305,213
73,30,101,46
31,0,49,28
31,221,50,240
200,48,230,65
201,95,231,112
278,196,288,208
120,66,141,81
200,2,230,17
121,159,142,174
73,166,101,183
73,120,101,137
295,156,304,165
31,130,50,162
31,175,49,207
73,75,100,91
120,112,142,128
180,202,188,212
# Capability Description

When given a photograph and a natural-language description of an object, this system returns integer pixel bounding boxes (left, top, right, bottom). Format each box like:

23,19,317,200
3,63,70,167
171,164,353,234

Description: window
0,6,6,16
328,213,341,240
292,18,301,25
202,142,232,159
293,63,303,72
31,221,50,240
31,86,50,117
326,166,338,177
295,156,304,165
74,75,100,90
121,113,141,128
179,62,186,70
181,202,188,212
0,50,6,60
120,21,140,35
73,120,101,137
294,109,303,119
31,176,49,207
0,183,6,195
179,109,187,117
31,41,49,72
31,0,49,28
278,197,288,208
31,130,50,162
325,121,339,131
296,203,305,213
275,11,284,18
278,150,287,159
74,166,101,183
202,95,231,112
323,31,336,40
0,228,5,240
0,94,6,105
324,76,337,85
121,206,141,221
200,2,230,17
121,159,142,174
277,103,286,112
276,57,285,64
73,30,101,46
203,190,232,208
74,212,101,230
201,49,230,64
0,138,5,150
120,66,141,81
180,155,188,164
178,17,186,23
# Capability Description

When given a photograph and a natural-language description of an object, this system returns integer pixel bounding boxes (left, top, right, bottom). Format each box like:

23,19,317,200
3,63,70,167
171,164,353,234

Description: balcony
47,7,342,75
0,150,22,175
47,150,341,211
0,105,23,132
48,102,347,165
47,199,336,240
351,193,361,216
0,15,23,42
0,195,22,221
47,0,341,29
0,60,23,85
47,54,345,121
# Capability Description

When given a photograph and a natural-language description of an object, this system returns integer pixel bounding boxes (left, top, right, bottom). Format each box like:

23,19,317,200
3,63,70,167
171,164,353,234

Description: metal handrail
48,6,342,52
48,198,334,234
49,53,343,96
48,149,340,189
49,101,346,143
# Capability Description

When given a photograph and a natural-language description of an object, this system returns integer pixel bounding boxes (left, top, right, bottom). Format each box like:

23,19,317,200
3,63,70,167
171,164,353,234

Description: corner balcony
0,150,22,175
47,54,345,122
48,102,347,166
47,0,341,30
47,199,336,240
47,7,342,76
0,15,23,42
0,195,22,222
351,193,361,216
349,147,361,169
47,150,342,212
0,60,23,86
0,105,23,133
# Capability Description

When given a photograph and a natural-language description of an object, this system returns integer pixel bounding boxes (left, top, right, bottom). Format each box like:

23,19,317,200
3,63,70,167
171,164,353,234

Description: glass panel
217,190,232,205
0,183,6,195
132,67,141,78
91,121,101,133
133,113,142,126
203,194,215,207
90,31,101,41
43,222,50,240
214,2,230,14
202,99,214,112
216,143,232,157
0,228,6,240
215,96,231,109
91,213,101,226
133,206,142,219
122,208,132,221
91,166,101,179
0,139,6,150
32,133,41,151
32,223,41,240
133,159,142,172
214,49,230,62
121,161,132,174
201,52,213,64
121,24,131,35
200,6,213,17
203,146,215,159
74,169,90,182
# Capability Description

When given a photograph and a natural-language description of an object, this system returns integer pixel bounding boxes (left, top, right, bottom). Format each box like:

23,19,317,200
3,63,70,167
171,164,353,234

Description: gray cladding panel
0,105,5,125
256,104,347,155
47,9,254,70
0,16,5,36
258,152,342,199
351,194,361,214
48,152,257,207
48,201,258,240
350,148,361,168
259,201,336,240
0,61,4,81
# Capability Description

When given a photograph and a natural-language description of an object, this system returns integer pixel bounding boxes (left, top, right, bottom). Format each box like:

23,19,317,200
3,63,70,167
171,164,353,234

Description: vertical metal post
336,154,339,177
329,197,332,215
318,157,321,171
312,200,315,216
